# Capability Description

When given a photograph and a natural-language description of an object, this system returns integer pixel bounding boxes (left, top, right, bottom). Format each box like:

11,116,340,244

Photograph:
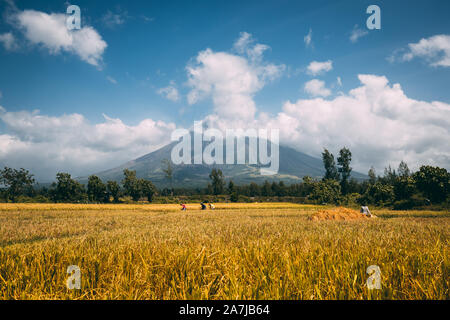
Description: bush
360,182,394,206
308,179,341,205
339,193,361,206
230,192,239,202
393,194,430,210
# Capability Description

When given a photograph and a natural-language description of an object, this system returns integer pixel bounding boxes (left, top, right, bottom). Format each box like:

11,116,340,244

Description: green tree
107,181,120,203
230,192,239,202
368,166,377,185
51,173,86,203
122,169,141,201
0,167,35,202
249,182,260,197
87,175,106,203
361,182,395,206
161,158,173,195
209,169,225,195
382,165,397,185
139,179,157,202
227,180,235,195
322,149,339,181
261,180,272,197
337,147,352,194
393,175,416,201
309,179,341,204
398,161,410,178
271,181,279,196
413,165,449,203
278,181,287,196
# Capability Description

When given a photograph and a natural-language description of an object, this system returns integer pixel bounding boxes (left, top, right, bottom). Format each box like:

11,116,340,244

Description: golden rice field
0,203,448,300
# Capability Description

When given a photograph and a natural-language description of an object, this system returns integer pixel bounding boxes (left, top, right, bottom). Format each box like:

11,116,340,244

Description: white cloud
261,74,450,172
101,10,128,28
0,107,175,181
402,34,450,67
187,34,449,172
350,25,369,43
186,32,285,124
106,76,117,84
304,28,313,48
304,79,331,97
14,9,107,67
336,76,342,87
0,32,18,50
233,31,270,63
306,60,333,75
157,82,180,102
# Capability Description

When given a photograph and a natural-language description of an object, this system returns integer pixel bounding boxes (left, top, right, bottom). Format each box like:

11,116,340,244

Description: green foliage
368,166,377,185
230,192,239,202
227,180,235,195
413,165,449,203
87,175,107,203
322,149,339,181
398,161,410,178
393,175,416,201
107,181,120,203
209,169,225,195
0,167,35,203
261,180,272,196
249,182,260,197
393,194,428,210
50,173,86,203
161,158,174,193
337,147,352,194
360,182,395,206
339,193,361,206
139,179,157,202
306,179,342,204
122,169,141,201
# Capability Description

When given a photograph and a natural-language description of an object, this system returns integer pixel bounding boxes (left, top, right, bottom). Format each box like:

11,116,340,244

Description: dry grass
0,203,448,300
310,207,372,221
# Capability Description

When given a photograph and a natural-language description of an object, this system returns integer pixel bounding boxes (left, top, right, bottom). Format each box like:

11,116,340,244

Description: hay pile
310,207,375,221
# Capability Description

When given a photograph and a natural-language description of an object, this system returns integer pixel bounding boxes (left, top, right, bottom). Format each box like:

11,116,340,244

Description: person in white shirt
360,206,372,217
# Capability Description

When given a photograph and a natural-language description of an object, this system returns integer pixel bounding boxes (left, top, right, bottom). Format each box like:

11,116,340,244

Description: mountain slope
83,138,366,187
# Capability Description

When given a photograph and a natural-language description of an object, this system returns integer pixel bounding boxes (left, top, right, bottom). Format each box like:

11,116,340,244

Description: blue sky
0,0,449,180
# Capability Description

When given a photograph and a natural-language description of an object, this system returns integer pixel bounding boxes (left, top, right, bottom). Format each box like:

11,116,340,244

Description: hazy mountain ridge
81,136,367,187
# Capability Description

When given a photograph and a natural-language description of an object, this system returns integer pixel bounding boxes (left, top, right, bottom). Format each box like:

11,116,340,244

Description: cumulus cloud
157,81,180,102
186,32,285,124
402,34,450,67
304,28,313,48
306,60,333,75
261,74,450,172
13,9,107,67
186,33,449,172
350,25,369,43
0,32,18,50
304,79,331,97
0,107,175,181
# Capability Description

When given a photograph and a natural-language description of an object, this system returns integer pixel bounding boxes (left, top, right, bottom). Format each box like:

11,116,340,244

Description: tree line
197,148,449,208
0,147,448,208
0,168,156,204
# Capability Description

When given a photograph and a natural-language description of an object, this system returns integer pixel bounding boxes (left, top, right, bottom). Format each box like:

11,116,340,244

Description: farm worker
209,203,215,210
360,206,372,217
200,202,207,210
180,203,187,211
